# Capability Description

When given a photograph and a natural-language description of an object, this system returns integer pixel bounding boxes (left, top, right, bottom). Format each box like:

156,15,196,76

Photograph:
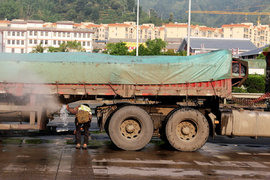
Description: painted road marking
237,152,270,156
215,170,270,176
93,166,202,177
194,161,267,168
92,158,190,165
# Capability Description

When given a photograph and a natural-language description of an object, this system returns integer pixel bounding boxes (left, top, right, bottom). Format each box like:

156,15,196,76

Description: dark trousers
75,119,91,145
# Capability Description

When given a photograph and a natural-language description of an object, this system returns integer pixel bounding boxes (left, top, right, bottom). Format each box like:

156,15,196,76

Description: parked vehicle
0,50,268,151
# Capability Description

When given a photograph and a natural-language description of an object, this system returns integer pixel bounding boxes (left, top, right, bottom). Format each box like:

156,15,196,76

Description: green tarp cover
0,50,232,84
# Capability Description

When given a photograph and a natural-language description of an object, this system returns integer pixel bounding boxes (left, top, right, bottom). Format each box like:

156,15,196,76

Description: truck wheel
165,108,209,151
160,107,181,143
108,106,153,150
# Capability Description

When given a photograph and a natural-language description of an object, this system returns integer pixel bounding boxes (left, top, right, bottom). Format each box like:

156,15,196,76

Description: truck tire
160,107,181,143
108,106,153,150
165,108,209,151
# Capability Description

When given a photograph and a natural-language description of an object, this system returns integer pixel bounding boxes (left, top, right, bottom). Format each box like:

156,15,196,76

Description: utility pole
136,0,140,56
187,0,191,56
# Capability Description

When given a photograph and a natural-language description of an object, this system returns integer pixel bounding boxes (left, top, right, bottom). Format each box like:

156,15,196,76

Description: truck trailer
0,50,269,151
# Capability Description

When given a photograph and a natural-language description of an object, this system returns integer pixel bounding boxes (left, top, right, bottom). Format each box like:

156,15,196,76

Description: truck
0,50,269,151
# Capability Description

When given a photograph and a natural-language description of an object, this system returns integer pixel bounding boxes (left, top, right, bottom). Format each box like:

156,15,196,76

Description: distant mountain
0,0,269,27
140,0,270,27
0,0,163,25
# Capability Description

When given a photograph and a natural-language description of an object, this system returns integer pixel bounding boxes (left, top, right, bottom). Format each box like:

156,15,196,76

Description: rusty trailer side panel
0,79,232,98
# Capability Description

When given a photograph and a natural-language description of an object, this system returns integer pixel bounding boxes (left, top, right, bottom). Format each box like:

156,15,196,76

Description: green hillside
141,0,270,27
0,0,162,25
0,0,269,27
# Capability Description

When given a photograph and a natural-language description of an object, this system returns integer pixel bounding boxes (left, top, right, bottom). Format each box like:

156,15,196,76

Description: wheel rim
120,119,141,139
176,120,197,141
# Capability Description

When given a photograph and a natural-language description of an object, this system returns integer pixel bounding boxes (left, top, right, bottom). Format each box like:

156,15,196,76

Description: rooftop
178,37,257,52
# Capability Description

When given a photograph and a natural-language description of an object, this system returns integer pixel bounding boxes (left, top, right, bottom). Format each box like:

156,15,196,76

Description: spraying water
59,105,69,127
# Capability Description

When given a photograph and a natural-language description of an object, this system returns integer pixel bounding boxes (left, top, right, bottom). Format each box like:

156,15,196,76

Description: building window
7,40,10,44
83,33,86,38
87,33,90,38
45,32,48,36
17,40,20,45
12,31,15,36
63,32,66,37
58,41,61,45
29,39,32,44
83,42,86,46
74,33,77,38
21,40,24,45
21,49,24,54
67,32,70,37
22,32,24,36
53,40,56,45
34,31,37,36
11,48,15,53
41,31,44,36
8,31,10,36
87,42,90,46
45,40,48,45
12,40,15,45
17,32,20,36
53,32,56,37
29,31,33,36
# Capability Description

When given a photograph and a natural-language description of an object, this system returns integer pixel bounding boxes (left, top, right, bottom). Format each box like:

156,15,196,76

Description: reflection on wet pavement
1,134,270,179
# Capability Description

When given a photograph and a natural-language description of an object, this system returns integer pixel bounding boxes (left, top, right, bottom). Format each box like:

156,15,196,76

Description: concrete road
1,134,270,180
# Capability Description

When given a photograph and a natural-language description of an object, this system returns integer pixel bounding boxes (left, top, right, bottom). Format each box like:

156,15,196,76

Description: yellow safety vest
78,105,92,114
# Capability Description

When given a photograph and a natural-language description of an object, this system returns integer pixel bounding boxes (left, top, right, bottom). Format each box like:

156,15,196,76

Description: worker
66,104,92,149
263,48,270,93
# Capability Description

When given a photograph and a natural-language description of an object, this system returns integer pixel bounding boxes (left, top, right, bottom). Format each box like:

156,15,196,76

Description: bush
232,87,247,93
244,74,265,93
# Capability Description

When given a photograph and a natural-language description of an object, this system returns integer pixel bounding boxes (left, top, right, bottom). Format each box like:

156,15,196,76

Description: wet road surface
1,133,270,180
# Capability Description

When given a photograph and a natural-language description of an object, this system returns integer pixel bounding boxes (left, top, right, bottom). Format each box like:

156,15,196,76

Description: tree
105,42,129,55
111,0,121,10
31,43,44,53
130,44,150,56
48,41,85,52
91,8,100,22
66,41,85,52
0,1,19,20
127,0,135,12
244,74,265,93
145,39,167,55
169,13,174,22
257,46,270,59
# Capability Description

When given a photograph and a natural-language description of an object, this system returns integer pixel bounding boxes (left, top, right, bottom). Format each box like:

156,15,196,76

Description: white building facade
0,20,94,53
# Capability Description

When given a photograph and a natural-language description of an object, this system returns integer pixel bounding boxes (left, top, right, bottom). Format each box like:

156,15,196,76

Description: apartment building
1,19,269,54
0,19,94,53
222,23,270,47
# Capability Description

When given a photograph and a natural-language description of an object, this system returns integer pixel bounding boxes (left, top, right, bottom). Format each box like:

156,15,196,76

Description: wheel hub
176,121,197,140
181,126,190,135
126,124,135,133
120,119,141,139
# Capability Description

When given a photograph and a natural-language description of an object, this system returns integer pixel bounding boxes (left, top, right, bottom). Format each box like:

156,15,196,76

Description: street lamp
136,0,140,56
187,0,191,56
